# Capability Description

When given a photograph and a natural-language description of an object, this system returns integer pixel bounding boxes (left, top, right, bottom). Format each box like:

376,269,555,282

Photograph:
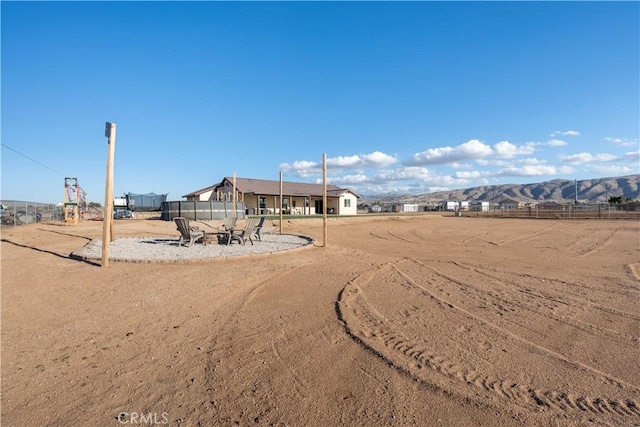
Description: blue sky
2,1,638,203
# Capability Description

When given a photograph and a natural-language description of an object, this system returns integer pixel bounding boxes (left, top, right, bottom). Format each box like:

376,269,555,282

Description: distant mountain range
360,175,640,205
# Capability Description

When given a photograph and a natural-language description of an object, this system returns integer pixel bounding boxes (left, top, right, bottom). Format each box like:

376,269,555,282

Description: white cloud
329,174,369,185
560,152,618,164
527,139,567,147
606,137,639,147
406,139,493,166
623,149,640,162
366,167,472,191
476,159,511,167
544,139,568,147
281,150,397,177
497,165,573,177
282,133,635,196
550,130,580,137
407,139,538,166
362,151,398,167
327,155,361,168
374,166,434,182
494,140,535,157
326,151,397,169
520,157,548,165
426,186,452,192
427,175,471,188
591,165,634,175
453,157,571,181
493,141,518,157
450,162,473,169
454,170,488,179
279,160,320,177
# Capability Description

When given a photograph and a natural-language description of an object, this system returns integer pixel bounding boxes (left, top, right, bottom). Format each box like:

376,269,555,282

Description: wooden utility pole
323,153,327,247
232,173,237,218
102,122,116,268
279,171,283,234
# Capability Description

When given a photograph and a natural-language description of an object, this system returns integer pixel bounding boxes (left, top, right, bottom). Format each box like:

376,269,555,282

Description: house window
259,197,267,209
282,197,289,208
344,199,351,208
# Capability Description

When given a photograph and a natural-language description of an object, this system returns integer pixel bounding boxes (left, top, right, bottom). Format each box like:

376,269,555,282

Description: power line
1,143,66,176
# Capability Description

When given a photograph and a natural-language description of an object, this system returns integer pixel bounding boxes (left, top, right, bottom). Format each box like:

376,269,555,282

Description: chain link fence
2,199,637,226
461,202,639,219
1,200,65,226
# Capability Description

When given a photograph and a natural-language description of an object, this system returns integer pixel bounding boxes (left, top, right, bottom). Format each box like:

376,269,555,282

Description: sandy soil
2,214,639,427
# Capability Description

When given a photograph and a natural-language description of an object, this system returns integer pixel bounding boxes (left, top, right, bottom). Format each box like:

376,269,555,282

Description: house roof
182,184,217,198
184,177,359,199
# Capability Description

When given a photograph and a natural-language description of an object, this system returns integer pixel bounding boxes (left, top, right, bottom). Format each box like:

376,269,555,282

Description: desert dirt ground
1,214,639,427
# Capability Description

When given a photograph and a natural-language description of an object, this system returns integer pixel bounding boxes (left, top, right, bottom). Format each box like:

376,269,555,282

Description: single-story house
402,204,420,213
183,177,359,216
498,199,520,210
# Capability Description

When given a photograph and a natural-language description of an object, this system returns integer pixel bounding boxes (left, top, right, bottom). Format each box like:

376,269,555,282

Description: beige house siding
339,192,358,215
183,177,359,216
196,189,214,201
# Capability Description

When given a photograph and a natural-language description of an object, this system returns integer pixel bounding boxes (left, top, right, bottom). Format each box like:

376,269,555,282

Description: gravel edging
71,233,315,263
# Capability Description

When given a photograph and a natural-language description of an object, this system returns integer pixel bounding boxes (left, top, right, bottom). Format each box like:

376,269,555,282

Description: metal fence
1,200,64,226
461,203,639,220
161,200,245,221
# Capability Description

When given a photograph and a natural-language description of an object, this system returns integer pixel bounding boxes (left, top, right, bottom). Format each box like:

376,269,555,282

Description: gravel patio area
71,233,314,263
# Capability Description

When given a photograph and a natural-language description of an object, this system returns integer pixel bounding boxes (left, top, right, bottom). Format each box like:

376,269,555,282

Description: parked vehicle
114,208,133,219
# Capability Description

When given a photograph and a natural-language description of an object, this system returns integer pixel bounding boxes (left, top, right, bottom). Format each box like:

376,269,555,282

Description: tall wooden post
279,171,283,234
102,122,116,268
323,153,327,247
232,173,237,218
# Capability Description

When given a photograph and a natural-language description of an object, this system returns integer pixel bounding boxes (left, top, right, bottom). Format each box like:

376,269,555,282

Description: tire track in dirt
337,261,640,423
369,230,420,243
385,231,424,243
562,226,626,257
205,248,384,426
370,229,476,246
629,263,640,284
451,261,640,323
576,228,621,257
204,253,344,424
484,222,569,246
271,333,308,397
407,259,640,386
437,260,640,351
396,260,639,391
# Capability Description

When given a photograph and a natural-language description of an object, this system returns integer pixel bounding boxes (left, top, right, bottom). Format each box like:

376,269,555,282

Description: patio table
204,231,228,245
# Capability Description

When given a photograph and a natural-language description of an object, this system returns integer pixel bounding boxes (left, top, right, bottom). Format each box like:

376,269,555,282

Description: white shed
402,204,420,212
470,201,490,212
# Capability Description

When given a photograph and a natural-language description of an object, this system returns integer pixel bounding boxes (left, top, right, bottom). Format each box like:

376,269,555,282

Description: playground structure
63,177,104,224
0,177,103,227
64,178,84,225
2,180,167,227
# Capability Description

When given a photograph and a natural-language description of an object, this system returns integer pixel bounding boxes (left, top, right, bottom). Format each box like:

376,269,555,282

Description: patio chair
229,217,258,245
251,216,267,241
174,217,205,247
213,216,235,231
211,217,238,244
